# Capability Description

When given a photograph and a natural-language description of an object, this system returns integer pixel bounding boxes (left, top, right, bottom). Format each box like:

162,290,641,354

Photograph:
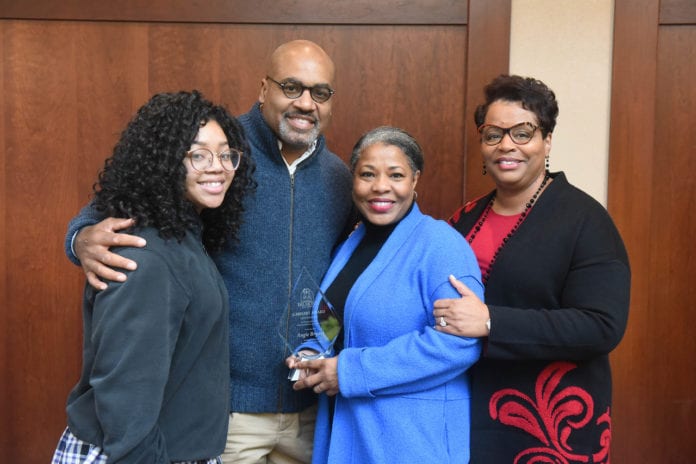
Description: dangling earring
482,161,487,176
259,102,264,110
413,191,418,201
545,155,550,173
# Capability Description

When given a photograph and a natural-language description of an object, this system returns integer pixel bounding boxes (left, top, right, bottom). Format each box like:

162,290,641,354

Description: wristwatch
485,318,491,333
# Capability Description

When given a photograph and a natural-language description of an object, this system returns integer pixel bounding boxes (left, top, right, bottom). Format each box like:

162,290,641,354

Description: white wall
509,0,614,204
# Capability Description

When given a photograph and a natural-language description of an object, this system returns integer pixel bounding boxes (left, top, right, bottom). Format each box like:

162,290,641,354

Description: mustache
283,110,318,123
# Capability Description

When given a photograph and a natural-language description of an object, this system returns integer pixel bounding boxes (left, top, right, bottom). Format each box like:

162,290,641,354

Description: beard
277,111,322,149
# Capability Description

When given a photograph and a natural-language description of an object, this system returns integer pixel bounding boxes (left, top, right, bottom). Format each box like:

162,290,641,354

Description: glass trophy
279,267,342,381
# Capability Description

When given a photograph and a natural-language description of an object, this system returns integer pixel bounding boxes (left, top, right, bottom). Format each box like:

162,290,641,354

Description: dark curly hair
474,74,559,138
93,90,255,251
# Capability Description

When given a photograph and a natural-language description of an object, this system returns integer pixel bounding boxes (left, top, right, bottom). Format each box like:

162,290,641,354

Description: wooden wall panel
1,2,511,461
2,21,86,461
607,1,659,461
660,0,696,24
610,0,696,461
0,0,466,25
0,20,7,461
649,25,696,461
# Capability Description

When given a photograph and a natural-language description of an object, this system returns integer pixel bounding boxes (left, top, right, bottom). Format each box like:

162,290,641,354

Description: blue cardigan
312,204,483,464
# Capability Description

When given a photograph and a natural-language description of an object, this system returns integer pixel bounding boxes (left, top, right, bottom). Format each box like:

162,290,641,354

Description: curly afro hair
93,90,255,251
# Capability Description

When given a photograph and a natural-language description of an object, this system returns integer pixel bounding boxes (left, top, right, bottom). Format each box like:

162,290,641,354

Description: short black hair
474,74,559,137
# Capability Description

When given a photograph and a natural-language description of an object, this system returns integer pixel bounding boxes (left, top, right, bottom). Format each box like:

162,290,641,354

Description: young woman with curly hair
52,90,254,464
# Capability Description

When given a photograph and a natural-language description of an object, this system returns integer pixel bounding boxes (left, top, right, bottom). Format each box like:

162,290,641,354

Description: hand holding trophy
279,267,342,381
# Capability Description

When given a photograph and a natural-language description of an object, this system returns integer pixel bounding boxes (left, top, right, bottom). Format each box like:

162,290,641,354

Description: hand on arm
75,217,146,290
433,274,490,338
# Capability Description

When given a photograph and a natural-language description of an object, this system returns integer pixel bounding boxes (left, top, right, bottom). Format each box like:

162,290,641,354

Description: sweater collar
457,171,566,233
361,200,415,239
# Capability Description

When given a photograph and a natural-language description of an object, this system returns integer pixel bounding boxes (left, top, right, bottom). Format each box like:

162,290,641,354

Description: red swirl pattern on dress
489,362,611,464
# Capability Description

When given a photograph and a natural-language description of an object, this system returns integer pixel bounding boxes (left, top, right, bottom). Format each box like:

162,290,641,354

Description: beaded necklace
468,173,550,283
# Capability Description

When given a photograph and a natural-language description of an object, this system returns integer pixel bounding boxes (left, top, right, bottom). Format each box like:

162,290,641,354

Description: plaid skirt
52,427,222,464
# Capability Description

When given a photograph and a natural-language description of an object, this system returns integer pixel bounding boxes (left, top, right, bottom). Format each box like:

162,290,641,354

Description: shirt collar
278,139,318,175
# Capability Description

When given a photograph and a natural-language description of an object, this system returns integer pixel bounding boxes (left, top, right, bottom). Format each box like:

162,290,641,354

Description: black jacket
449,172,630,463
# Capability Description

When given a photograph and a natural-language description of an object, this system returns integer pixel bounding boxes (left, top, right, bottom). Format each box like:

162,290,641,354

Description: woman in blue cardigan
288,126,483,463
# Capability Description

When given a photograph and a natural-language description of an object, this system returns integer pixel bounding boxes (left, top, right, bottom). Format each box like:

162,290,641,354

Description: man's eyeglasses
186,148,242,172
266,76,335,103
478,122,539,146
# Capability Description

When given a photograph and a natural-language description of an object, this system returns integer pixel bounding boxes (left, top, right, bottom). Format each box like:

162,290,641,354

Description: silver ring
439,316,447,327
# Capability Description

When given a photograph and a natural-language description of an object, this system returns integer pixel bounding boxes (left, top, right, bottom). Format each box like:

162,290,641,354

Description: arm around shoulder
65,202,147,289
65,201,105,265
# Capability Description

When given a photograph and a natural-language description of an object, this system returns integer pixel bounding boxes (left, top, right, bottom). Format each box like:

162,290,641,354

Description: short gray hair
350,126,424,174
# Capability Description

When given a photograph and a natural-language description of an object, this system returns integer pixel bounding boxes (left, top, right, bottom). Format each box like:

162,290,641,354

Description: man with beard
64,40,354,463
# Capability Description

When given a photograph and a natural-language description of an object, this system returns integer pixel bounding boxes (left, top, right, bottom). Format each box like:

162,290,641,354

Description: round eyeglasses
478,122,539,146
186,148,241,172
266,76,335,103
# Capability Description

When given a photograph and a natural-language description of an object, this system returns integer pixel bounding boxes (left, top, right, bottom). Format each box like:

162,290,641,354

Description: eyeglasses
186,148,241,172
266,76,335,103
478,122,539,146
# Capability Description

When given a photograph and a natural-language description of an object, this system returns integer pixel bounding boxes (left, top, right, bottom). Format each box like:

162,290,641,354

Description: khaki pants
221,404,317,464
